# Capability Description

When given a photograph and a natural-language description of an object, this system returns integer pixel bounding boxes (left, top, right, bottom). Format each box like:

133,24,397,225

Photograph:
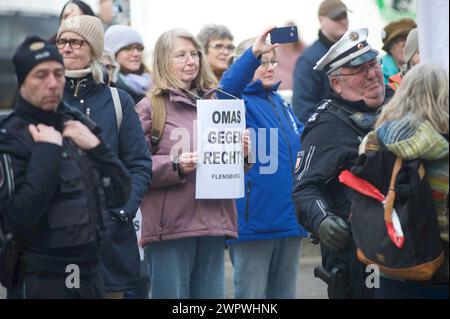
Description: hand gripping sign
196,99,246,199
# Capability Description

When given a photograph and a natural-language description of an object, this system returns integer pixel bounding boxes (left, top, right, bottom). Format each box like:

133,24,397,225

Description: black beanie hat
12,36,64,87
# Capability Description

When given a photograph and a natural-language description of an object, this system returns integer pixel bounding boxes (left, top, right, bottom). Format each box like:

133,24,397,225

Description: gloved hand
110,209,132,224
318,215,351,251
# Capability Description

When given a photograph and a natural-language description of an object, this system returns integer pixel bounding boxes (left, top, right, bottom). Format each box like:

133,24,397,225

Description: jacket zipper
245,180,251,222
267,94,295,178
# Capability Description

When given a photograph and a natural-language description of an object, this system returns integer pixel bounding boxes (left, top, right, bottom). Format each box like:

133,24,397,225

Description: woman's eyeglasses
56,38,85,49
260,60,278,68
121,44,144,53
209,43,235,52
172,51,201,63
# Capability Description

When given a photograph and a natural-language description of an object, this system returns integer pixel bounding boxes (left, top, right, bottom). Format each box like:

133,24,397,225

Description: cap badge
349,32,360,42
30,42,45,51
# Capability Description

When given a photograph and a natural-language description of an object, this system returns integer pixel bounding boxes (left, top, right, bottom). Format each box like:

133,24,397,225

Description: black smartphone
269,26,299,44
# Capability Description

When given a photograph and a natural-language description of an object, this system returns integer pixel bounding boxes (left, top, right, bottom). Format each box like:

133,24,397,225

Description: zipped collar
65,74,99,98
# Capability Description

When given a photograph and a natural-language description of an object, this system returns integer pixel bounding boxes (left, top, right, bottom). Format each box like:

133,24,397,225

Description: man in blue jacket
292,0,350,124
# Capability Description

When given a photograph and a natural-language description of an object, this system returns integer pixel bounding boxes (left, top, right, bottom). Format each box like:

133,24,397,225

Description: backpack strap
384,157,403,225
150,94,167,149
110,87,122,132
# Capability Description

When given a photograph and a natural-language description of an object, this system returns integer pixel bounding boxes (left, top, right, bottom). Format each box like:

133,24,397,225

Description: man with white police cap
293,28,394,299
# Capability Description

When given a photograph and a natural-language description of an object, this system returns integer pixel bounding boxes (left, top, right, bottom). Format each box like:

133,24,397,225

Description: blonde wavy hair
375,63,449,134
150,28,217,97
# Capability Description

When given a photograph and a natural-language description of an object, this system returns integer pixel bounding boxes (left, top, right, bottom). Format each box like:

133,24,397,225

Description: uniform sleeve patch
295,151,305,174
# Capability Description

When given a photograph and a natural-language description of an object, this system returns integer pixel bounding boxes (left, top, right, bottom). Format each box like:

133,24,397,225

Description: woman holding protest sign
136,28,250,299
217,27,308,299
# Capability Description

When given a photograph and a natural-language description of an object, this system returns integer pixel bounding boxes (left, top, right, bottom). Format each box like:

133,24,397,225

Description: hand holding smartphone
269,26,299,44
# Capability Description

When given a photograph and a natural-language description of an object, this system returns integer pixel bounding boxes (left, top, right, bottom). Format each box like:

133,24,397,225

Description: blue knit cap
12,36,64,87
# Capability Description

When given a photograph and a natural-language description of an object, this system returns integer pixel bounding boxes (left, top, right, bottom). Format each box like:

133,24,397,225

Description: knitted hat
105,25,144,57
381,18,417,52
57,15,104,59
403,28,419,64
13,36,64,87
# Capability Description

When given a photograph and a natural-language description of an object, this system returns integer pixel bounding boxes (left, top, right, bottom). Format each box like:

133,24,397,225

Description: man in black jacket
292,0,350,123
0,36,131,298
293,28,394,299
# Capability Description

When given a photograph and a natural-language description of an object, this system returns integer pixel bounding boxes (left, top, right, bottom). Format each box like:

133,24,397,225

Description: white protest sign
196,99,246,199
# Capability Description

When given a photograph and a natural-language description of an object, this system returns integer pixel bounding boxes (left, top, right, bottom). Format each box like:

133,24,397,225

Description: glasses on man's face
338,59,382,77
260,60,278,68
172,51,201,64
122,44,144,53
56,38,84,49
209,43,236,52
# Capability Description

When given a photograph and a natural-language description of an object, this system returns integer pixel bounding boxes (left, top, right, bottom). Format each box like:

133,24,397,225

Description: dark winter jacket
292,31,335,124
63,74,152,291
0,96,131,274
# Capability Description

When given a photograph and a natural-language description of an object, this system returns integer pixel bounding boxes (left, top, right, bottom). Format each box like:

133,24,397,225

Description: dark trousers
7,269,105,299
124,260,150,299
320,241,374,299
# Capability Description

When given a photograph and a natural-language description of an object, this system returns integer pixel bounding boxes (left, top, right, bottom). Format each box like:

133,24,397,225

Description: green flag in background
376,0,416,22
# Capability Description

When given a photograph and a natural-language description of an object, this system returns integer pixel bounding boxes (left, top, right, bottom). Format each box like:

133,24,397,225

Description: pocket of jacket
47,198,92,248
59,158,85,194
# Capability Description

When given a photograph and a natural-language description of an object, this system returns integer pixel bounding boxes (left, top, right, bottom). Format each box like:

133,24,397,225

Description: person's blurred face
61,3,83,23
319,13,349,42
169,37,200,89
206,37,234,76
20,61,65,111
331,58,385,109
116,44,144,73
57,31,93,70
253,51,277,89
389,36,407,67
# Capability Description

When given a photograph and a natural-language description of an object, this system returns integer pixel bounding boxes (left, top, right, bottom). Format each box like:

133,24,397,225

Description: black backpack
344,148,444,281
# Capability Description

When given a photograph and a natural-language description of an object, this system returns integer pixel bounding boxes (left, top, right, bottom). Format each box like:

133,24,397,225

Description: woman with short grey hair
197,24,235,80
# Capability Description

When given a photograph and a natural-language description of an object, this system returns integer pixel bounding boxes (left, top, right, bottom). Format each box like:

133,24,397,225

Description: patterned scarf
361,117,449,243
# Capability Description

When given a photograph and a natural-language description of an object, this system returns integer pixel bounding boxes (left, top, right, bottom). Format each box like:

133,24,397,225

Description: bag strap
150,94,167,149
110,87,122,132
384,157,403,224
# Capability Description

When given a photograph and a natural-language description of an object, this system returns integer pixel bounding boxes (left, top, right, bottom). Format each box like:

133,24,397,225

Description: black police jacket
293,88,394,237
0,96,131,274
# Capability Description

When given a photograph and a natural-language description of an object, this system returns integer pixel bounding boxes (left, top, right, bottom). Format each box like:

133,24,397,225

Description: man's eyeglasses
336,59,382,77
56,38,85,49
209,43,235,52
122,44,144,53
172,51,201,63
260,60,278,68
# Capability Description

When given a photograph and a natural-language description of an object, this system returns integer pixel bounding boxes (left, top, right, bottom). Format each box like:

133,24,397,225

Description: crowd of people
0,0,448,299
